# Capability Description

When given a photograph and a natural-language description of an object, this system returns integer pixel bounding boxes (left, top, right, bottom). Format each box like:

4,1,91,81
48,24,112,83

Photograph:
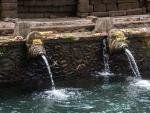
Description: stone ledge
0,32,105,44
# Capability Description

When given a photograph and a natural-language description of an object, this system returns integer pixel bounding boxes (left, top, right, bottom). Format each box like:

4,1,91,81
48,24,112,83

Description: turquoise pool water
0,77,150,113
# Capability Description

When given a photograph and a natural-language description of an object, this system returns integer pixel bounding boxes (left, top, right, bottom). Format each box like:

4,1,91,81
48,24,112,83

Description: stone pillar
1,0,18,18
14,22,31,38
77,0,89,17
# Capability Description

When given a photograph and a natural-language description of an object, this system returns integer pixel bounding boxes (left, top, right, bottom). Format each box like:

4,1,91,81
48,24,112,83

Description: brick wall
18,0,77,18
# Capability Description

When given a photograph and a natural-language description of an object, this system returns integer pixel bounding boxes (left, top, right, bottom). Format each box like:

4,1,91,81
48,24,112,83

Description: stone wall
0,0,18,18
0,0,149,18
86,0,146,17
0,36,150,86
146,0,150,12
0,38,104,85
18,0,77,18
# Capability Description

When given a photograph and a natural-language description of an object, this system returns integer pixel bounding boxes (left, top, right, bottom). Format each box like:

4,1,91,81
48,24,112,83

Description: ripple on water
0,80,150,113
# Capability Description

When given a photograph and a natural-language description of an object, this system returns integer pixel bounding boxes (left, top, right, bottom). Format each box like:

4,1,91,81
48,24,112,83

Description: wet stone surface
0,39,104,85
0,42,26,83
45,39,104,77
0,37,149,85
127,37,150,79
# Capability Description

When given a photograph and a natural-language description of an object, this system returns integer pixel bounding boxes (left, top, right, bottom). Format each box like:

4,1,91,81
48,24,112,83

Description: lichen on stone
40,31,53,38
109,29,128,52
63,33,76,39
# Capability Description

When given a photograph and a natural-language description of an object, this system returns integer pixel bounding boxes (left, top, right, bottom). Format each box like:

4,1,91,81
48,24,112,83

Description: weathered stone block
1,0,17,3
142,7,146,13
47,7,59,13
91,12,109,17
18,13,45,18
103,0,117,3
52,0,76,6
59,6,76,12
118,2,139,10
126,8,144,15
90,0,103,5
77,0,89,13
77,12,89,17
118,0,138,3
18,1,24,6
14,22,31,38
18,7,29,13
106,3,118,11
147,2,150,12
94,4,106,12
94,17,113,33
1,10,17,18
23,1,52,6
89,5,93,13
1,3,17,10
109,10,126,16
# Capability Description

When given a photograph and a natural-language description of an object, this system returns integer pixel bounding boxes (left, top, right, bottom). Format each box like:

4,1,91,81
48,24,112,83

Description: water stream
102,38,110,74
99,38,113,78
41,55,55,90
96,38,114,82
125,48,141,79
41,55,75,99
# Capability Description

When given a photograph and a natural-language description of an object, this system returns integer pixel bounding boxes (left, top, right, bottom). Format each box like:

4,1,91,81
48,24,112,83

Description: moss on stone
63,33,76,39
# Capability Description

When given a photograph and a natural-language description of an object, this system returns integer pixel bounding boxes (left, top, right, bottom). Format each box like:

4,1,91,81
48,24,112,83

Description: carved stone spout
26,31,46,57
109,29,128,52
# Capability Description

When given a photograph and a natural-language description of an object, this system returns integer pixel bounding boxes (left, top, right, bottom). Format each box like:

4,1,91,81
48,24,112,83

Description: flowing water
0,78,150,113
102,38,110,73
125,49,141,79
41,55,55,90
98,38,113,79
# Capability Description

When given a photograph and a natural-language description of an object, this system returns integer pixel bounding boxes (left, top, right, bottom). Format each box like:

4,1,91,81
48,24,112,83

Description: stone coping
1,26,150,45
0,32,106,45
1,15,150,35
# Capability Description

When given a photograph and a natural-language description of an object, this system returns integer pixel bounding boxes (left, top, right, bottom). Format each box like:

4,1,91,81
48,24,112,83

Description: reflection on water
0,77,150,113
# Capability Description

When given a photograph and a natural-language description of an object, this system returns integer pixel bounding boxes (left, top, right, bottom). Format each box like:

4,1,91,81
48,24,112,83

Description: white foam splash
134,80,150,90
45,89,69,100
97,71,114,77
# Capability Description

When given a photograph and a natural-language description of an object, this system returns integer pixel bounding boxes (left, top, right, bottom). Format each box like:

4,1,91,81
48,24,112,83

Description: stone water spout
108,29,141,78
26,31,46,57
26,31,56,88
108,29,128,52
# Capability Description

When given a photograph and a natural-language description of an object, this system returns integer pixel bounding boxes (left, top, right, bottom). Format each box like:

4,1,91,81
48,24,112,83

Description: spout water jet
41,55,55,90
102,38,110,73
125,48,141,79
26,31,55,89
100,38,114,77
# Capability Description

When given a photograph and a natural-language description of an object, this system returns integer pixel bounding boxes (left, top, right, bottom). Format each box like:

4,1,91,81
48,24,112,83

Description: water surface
0,77,150,113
